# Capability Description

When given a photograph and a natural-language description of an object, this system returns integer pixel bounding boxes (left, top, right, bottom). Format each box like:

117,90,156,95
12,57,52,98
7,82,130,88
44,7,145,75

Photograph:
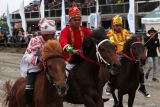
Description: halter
41,55,64,86
123,42,143,62
96,39,111,66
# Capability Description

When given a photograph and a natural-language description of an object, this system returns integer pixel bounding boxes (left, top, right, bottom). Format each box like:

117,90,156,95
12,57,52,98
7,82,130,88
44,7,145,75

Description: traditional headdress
112,15,122,25
39,18,56,35
69,2,81,20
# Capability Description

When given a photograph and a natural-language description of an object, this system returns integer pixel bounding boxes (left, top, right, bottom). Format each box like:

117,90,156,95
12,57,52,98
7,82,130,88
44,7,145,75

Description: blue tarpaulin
0,28,8,32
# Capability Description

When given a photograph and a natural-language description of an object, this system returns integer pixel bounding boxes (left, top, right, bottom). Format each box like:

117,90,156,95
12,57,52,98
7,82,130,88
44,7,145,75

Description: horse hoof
103,98,109,102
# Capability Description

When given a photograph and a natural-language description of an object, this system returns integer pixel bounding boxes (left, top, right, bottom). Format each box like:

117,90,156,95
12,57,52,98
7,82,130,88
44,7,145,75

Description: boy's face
42,33,55,41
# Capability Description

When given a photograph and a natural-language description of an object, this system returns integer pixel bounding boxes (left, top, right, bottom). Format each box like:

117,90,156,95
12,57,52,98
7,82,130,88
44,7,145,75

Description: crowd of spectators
22,0,153,12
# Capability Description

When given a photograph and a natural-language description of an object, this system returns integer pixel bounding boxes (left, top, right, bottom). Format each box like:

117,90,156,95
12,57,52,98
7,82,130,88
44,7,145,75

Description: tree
0,14,8,29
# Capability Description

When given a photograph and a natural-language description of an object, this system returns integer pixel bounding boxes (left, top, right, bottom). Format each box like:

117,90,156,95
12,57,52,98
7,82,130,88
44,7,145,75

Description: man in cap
106,15,150,98
20,18,56,107
59,2,91,72
145,27,159,82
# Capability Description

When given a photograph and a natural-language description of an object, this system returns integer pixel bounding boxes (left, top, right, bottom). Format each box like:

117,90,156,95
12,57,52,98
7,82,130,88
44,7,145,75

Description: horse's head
41,40,68,96
123,36,146,62
82,27,119,66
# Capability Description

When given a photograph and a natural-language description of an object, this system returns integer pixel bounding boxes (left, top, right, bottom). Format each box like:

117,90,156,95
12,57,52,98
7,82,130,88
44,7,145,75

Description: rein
122,42,143,62
78,39,115,68
78,53,100,66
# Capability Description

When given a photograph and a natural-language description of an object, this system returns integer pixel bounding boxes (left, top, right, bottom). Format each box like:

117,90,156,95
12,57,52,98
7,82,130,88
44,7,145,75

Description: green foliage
0,14,8,29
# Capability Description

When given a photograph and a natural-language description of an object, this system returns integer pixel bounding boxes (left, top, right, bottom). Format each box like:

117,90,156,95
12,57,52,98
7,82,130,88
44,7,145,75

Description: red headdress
69,2,81,20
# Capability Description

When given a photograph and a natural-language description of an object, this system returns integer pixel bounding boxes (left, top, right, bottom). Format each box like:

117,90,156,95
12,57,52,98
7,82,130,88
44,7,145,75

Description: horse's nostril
56,84,68,95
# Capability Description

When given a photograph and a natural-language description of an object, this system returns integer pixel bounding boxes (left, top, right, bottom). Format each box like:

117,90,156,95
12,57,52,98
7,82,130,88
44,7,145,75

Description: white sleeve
22,52,38,65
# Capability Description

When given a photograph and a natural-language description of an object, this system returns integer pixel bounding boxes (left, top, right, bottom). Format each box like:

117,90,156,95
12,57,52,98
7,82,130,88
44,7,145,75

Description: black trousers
139,67,145,85
25,72,38,105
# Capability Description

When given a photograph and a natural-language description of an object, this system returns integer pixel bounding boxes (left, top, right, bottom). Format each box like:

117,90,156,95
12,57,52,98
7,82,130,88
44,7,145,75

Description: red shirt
59,26,91,60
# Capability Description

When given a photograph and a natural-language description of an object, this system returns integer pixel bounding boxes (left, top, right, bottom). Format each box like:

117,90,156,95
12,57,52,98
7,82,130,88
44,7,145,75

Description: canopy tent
142,6,160,24
141,6,160,33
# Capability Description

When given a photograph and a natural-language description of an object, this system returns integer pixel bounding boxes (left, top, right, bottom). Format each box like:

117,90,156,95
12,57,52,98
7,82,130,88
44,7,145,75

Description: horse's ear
83,37,94,48
91,37,100,45
82,37,94,55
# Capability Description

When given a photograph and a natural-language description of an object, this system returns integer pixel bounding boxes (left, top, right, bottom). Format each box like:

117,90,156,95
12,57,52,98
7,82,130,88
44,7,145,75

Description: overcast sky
0,0,35,16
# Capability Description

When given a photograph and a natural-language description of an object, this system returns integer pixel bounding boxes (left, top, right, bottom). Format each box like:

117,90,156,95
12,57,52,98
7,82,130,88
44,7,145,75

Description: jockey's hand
35,50,41,57
72,49,80,54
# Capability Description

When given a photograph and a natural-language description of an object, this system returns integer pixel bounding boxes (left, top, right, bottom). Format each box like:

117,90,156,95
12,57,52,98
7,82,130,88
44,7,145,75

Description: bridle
41,55,66,86
79,39,117,67
96,39,112,66
122,42,144,62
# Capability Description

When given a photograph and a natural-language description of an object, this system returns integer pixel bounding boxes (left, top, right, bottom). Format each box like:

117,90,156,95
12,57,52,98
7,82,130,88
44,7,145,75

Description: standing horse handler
106,15,150,98
20,18,56,107
59,2,91,73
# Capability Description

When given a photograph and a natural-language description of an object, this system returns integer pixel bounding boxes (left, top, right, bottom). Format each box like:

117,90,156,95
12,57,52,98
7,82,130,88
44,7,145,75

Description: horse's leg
117,92,123,107
128,92,136,107
83,95,97,107
96,98,104,107
111,90,118,107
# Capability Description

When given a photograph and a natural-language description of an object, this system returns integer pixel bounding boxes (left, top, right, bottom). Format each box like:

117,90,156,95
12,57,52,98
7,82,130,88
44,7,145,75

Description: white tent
141,6,160,32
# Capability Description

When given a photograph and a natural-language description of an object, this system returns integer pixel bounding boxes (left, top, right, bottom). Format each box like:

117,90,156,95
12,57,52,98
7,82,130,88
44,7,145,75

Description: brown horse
110,37,147,107
64,28,119,107
3,40,68,107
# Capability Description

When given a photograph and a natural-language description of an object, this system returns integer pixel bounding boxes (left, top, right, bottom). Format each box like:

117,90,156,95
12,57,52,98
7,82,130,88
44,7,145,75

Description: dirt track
0,51,160,107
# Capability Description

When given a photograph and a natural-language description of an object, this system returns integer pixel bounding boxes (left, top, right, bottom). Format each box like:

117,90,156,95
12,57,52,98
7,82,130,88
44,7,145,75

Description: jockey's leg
138,67,151,98
65,61,75,78
106,64,120,93
25,72,38,106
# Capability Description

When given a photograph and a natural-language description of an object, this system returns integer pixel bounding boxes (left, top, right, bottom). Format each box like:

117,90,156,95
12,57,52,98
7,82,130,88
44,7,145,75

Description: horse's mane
82,27,107,56
90,27,107,40
123,36,138,54
41,40,62,60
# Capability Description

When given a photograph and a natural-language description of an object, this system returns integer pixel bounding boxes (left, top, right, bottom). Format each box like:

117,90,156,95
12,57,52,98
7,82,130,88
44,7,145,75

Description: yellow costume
107,15,131,53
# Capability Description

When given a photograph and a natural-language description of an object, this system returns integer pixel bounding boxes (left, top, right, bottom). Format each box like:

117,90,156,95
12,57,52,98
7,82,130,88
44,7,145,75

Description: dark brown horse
64,28,119,107
110,37,146,107
3,40,68,107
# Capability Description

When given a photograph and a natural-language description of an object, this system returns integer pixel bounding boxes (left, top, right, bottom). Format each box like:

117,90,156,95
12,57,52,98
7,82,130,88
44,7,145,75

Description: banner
19,0,27,37
40,0,45,18
94,0,99,28
89,13,101,29
127,0,135,33
61,0,66,30
6,4,13,37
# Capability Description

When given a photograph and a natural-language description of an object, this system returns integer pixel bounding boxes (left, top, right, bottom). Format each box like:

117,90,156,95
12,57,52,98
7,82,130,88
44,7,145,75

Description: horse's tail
3,80,13,106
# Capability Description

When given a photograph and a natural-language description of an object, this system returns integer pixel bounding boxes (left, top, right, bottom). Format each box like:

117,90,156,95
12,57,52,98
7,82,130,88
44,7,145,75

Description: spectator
145,27,159,82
